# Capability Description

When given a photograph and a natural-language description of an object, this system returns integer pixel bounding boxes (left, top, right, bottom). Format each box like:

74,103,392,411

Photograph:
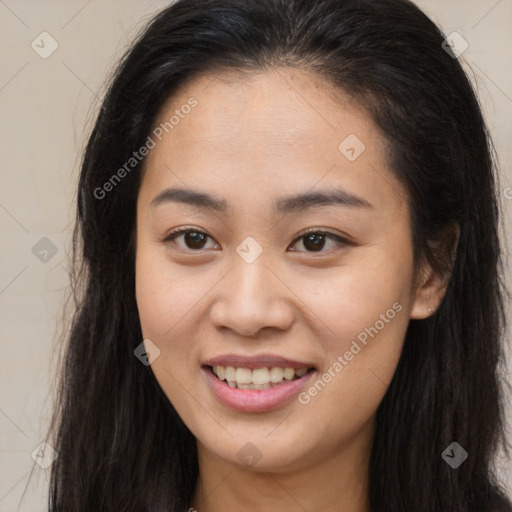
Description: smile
201,355,318,412
209,365,314,390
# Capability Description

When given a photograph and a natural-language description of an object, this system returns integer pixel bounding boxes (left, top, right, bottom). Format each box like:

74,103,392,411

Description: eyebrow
150,186,373,215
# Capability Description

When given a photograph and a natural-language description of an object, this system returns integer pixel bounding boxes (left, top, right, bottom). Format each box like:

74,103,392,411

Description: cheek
135,249,203,416
291,244,414,424
295,294,410,446
295,246,414,353
135,244,206,341
135,246,200,391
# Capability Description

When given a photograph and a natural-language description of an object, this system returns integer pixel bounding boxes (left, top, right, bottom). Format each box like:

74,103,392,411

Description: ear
410,223,460,319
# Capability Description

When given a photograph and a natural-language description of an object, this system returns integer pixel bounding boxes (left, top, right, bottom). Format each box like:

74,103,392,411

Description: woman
46,0,512,510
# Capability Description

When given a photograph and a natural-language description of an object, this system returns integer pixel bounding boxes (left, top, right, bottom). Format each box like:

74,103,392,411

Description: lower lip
202,366,316,412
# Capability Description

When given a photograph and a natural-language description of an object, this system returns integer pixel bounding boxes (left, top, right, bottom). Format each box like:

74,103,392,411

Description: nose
209,257,295,338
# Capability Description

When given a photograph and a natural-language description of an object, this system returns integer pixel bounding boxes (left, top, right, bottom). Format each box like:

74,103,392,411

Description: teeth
237,383,271,390
235,367,252,384
283,367,295,380
215,365,226,380
211,365,311,389
269,367,284,383
225,366,236,381
252,367,270,385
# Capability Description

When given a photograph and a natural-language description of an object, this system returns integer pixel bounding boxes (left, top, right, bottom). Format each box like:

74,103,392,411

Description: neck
190,417,374,512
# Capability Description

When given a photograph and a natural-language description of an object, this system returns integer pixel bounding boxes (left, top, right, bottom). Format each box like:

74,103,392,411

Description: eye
289,229,349,253
162,227,218,251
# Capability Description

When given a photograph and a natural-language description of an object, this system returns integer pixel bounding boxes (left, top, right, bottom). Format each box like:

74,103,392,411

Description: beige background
0,0,511,510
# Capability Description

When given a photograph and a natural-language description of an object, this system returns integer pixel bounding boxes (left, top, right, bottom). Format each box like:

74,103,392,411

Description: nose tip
210,299,293,338
208,261,294,337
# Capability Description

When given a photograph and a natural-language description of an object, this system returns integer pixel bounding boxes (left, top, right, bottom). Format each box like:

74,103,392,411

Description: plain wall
0,1,511,510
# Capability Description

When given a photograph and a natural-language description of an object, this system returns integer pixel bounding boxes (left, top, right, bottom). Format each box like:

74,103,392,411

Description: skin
135,67,450,512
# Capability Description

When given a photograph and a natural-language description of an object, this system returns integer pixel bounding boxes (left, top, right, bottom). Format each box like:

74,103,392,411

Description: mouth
201,356,318,412
205,364,316,390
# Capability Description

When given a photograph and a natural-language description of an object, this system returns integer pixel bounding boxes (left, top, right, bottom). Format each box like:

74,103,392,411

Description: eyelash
161,226,351,253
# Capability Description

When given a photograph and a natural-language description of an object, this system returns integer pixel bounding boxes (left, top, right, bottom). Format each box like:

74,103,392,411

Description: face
135,68,428,472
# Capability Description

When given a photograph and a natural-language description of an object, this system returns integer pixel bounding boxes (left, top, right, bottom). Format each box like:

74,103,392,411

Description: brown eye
303,233,327,251
290,230,348,253
183,231,208,249
163,229,218,251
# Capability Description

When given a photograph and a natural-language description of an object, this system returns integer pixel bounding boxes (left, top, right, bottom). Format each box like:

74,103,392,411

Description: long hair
47,0,512,510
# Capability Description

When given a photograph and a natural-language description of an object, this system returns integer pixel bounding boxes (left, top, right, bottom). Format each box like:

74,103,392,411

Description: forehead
141,67,407,213
154,68,371,149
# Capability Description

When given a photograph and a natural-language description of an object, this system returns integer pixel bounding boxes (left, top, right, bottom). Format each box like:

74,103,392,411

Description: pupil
304,233,325,251
185,232,206,249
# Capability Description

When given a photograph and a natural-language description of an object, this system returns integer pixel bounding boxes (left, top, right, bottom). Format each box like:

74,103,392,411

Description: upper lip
203,353,315,370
